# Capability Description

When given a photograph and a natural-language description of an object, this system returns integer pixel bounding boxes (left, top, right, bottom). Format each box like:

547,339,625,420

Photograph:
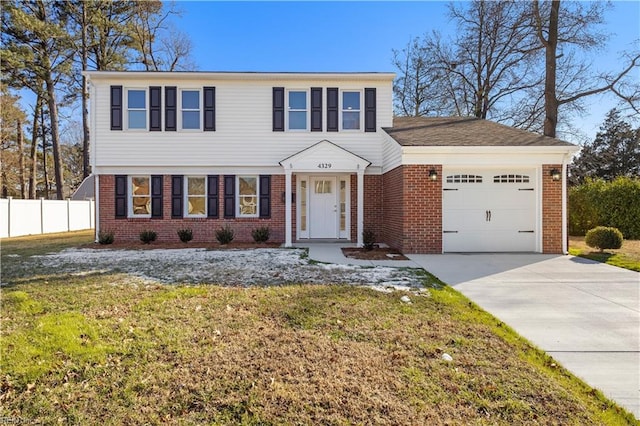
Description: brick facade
99,166,565,254
99,174,285,244
542,164,564,254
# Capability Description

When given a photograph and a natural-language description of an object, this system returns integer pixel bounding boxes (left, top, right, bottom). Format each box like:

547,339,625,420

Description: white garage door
442,169,537,252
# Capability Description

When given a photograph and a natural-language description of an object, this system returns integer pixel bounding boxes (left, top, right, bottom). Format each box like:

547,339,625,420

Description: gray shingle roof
384,116,575,147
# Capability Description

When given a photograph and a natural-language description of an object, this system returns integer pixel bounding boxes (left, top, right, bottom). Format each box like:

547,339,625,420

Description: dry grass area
342,247,409,260
1,231,636,424
569,236,640,272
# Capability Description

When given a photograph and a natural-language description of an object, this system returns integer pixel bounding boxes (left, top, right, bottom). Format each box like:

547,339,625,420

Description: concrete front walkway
302,244,640,418
407,253,640,419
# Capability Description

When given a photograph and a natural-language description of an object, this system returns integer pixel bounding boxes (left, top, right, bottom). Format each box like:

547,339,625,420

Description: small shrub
98,230,115,245
215,225,235,245
177,228,193,243
252,226,270,244
139,230,157,244
362,230,376,251
585,226,623,252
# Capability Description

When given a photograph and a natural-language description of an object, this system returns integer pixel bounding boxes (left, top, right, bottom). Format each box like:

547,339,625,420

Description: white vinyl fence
0,198,95,238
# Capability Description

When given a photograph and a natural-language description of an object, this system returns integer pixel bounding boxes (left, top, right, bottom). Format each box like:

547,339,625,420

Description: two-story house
85,71,579,253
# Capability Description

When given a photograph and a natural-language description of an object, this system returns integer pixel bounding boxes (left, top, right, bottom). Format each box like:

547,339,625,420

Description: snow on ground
24,247,427,290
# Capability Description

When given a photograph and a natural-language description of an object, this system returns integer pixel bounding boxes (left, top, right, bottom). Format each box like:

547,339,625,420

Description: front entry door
309,177,338,238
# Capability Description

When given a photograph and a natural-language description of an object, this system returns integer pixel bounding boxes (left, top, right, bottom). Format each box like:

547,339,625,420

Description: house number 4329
317,163,332,169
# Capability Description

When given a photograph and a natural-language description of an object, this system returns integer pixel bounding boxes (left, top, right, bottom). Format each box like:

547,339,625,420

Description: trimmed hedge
569,177,640,239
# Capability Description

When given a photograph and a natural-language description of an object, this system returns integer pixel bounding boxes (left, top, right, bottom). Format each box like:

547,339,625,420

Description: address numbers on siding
317,163,332,169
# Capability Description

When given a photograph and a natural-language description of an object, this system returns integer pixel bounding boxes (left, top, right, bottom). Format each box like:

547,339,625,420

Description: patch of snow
14,247,427,290
442,353,453,362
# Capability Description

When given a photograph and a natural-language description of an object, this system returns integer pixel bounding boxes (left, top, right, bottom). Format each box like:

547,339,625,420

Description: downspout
562,155,569,254
87,76,99,243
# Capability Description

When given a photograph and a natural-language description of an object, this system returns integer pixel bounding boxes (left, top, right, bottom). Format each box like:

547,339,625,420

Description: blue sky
176,0,640,142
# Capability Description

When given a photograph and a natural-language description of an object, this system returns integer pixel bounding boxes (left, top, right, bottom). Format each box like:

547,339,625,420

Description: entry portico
280,140,371,247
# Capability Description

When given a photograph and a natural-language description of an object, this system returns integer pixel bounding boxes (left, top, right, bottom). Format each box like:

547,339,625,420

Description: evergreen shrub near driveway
585,226,623,252
568,177,640,239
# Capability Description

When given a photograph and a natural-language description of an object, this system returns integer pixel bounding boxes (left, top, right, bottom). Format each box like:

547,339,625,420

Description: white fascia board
83,71,396,83
401,145,580,166
93,166,285,175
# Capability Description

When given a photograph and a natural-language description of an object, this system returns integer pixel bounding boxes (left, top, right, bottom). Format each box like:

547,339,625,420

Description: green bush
251,226,270,243
569,177,640,239
98,230,115,245
362,230,376,251
177,228,193,243
139,230,157,244
585,226,623,252
215,225,235,245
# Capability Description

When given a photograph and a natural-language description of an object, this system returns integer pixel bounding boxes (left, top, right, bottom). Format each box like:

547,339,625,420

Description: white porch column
285,170,293,247
357,170,364,247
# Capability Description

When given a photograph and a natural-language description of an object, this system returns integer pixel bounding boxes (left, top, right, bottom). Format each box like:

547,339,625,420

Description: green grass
0,232,637,424
569,236,640,272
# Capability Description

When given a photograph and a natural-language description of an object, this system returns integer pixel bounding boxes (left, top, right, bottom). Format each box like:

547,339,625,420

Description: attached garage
442,169,537,252
382,116,580,254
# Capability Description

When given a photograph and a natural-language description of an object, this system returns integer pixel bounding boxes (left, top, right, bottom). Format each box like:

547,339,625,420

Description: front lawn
569,236,640,272
1,232,636,424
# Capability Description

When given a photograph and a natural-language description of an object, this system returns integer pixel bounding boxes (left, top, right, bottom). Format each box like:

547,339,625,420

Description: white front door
309,177,338,238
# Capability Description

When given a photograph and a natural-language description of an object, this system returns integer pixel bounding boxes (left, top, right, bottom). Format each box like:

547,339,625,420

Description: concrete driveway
407,254,640,419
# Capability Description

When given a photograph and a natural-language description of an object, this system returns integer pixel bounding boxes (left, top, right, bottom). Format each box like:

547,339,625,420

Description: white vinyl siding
89,74,394,173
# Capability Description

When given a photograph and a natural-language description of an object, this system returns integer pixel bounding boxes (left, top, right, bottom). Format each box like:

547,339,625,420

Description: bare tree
531,0,640,138
130,1,197,71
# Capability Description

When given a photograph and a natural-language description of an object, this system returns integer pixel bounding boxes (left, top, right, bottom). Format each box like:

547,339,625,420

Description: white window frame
184,176,207,217
129,175,151,218
340,90,362,131
126,88,147,131
237,175,259,218
179,88,202,131
286,89,309,131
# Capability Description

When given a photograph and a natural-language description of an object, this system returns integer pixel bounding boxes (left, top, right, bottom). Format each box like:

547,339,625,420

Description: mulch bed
341,247,409,260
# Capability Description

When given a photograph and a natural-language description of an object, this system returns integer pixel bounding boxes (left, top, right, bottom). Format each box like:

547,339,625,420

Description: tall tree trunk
81,1,91,179
40,100,49,200
29,95,41,199
17,118,26,199
45,73,64,199
543,0,560,138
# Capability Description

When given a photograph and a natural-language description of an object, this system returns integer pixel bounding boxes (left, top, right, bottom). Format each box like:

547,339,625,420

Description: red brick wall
364,175,383,241
99,174,285,244
382,166,404,251
542,164,563,253
401,165,442,254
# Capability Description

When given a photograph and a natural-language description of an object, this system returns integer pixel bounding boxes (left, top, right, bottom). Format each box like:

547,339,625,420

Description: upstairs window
181,90,201,130
237,176,258,217
127,89,146,130
186,176,206,216
342,91,361,130
288,90,308,130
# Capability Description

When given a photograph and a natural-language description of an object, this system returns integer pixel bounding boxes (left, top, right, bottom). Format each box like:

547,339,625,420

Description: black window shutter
273,87,284,131
151,175,163,218
115,175,127,217
259,175,271,218
171,175,183,218
149,86,162,131
110,86,122,130
223,175,235,218
204,87,216,131
327,87,338,132
365,88,377,132
165,86,177,131
207,175,219,218
310,87,322,132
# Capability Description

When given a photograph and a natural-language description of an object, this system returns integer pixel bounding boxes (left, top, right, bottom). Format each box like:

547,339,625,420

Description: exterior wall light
429,169,438,181
550,168,561,181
